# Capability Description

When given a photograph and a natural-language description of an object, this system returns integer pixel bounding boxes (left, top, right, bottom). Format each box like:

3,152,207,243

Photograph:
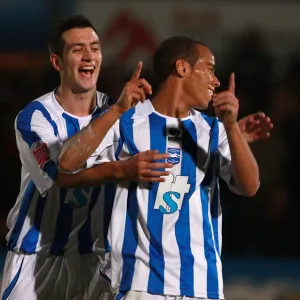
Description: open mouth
78,66,95,77
208,89,214,97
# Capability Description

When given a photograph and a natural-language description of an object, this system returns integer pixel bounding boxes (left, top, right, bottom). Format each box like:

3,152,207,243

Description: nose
213,74,220,88
82,48,94,61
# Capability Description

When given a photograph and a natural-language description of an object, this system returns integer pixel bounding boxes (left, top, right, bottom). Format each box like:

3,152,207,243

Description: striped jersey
100,100,240,299
7,90,115,256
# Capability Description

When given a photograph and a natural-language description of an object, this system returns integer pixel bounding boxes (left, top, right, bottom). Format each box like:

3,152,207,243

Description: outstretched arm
57,150,173,188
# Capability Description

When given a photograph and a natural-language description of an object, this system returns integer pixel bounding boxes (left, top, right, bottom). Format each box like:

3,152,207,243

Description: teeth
208,90,214,96
80,66,94,71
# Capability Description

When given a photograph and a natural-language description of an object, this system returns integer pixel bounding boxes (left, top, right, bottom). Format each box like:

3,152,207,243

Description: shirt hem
119,285,224,299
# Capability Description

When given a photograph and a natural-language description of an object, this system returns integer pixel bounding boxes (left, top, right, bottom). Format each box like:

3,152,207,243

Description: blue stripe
20,194,47,253
17,101,58,143
8,180,36,250
201,112,214,128
103,182,116,252
200,117,220,298
115,129,124,160
119,108,139,155
2,256,24,300
50,188,71,256
200,187,219,297
147,113,166,294
211,181,220,257
78,186,101,254
62,113,80,133
119,182,139,291
17,101,58,180
210,119,220,257
42,161,58,180
119,111,139,291
174,119,197,296
115,291,126,300
50,114,80,255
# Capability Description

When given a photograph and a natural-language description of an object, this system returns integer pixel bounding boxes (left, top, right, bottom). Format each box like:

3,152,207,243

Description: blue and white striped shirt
99,100,240,299
7,90,114,256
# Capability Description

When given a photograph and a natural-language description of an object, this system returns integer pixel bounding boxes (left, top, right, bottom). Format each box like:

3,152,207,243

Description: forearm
59,105,123,172
225,123,259,196
56,160,126,189
56,161,126,189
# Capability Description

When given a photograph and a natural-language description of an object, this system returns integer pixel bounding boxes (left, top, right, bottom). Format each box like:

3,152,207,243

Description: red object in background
102,11,157,63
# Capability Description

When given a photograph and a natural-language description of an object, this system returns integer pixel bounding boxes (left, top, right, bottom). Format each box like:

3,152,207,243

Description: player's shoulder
191,110,217,128
192,110,226,138
16,91,59,130
18,91,58,117
120,99,153,123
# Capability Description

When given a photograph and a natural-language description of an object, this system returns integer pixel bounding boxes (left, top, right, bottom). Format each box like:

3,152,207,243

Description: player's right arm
57,150,172,188
16,101,170,195
59,61,152,173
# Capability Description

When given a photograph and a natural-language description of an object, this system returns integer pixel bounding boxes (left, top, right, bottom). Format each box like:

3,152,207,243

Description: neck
55,86,97,116
151,80,190,118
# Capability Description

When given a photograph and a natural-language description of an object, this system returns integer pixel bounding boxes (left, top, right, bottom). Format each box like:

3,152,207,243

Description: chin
72,84,96,94
192,95,211,110
194,102,209,110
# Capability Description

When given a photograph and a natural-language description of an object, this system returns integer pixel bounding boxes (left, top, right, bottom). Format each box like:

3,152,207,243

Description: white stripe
191,121,210,296
131,117,151,290
161,118,182,294
108,180,129,292
207,169,222,298
216,182,223,296
190,184,207,296
92,186,106,252
162,212,181,294
17,188,39,249
131,187,151,290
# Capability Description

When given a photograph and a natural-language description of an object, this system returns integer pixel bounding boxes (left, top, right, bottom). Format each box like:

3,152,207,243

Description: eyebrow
207,62,215,68
68,40,100,48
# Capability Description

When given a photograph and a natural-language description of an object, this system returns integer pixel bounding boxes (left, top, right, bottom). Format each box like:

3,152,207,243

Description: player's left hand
212,72,239,129
238,112,274,144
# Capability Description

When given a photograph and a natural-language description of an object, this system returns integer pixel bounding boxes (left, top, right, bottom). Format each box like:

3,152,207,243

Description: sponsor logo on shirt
154,173,191,214
166,127,182,142
31,140,50,169
167,148,180,165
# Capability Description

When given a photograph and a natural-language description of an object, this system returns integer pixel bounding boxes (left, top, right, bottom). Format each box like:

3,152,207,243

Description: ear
50,53,62,72
175,59,190,78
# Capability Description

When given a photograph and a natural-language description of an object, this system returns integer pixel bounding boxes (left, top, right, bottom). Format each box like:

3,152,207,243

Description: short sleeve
16,102,61,195
85,119,120,168
217,122,241,194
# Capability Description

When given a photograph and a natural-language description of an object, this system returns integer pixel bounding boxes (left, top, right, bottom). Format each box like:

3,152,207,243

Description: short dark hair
48,15,98,56
153,36,206,85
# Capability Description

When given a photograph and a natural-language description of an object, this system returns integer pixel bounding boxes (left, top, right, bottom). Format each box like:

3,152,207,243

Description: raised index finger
228,72,235,95
131,61,143,80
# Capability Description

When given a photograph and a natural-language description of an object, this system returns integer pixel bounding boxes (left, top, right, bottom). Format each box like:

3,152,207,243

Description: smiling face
51,27,102,94
181,45,220,109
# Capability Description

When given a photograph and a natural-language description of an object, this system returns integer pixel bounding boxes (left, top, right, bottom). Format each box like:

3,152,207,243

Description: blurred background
1,0,300,299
